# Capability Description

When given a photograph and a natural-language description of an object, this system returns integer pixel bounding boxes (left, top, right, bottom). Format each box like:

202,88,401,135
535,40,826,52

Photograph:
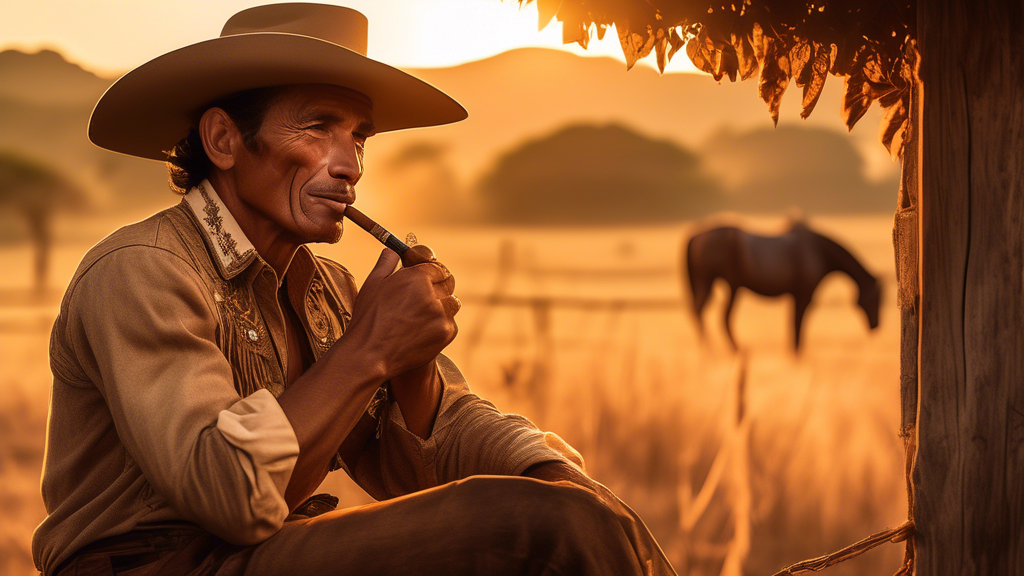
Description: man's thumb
362,248,401,294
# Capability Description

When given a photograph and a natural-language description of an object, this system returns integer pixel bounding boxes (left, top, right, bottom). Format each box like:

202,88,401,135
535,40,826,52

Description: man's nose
327,138,363,184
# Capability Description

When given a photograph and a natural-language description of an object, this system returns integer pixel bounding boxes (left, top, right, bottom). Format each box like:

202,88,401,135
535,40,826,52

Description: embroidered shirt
33,180,582,575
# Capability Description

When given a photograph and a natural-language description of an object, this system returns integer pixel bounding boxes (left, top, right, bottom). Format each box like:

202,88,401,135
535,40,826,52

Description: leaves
758,33,792,126
720,43,740,82
842,49,902,131
880,97,909,160
789,39,813,89
668,27,686,62
684,35,708,74
751,22,768,64
800,43,832,119
731,31,758,80
516,0,916,158
617,22,657,70
654,28,669,73
830,37,858,76
686,31,718,79
535,0,562,31
686,28,740,81
564,20,590,46
556,1,591,47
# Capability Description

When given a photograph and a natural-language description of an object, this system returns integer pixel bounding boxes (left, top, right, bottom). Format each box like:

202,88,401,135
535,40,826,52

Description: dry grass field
0,210,906,575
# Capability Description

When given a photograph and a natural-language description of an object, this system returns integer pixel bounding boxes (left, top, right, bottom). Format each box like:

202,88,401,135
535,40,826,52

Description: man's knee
445,476,652,574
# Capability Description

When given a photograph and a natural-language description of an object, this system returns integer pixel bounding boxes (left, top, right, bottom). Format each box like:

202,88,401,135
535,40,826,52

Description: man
34,4,676,575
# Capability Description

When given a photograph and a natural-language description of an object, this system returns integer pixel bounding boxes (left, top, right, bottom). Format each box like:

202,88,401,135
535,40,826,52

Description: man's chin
320,221,344,244
298,221,344,245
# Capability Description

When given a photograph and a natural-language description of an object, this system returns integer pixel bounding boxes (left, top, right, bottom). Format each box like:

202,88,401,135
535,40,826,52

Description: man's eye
302,124,327,132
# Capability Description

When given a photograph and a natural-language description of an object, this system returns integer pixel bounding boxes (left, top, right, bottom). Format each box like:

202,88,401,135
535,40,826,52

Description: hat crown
221,3,368,56
89,2,466,161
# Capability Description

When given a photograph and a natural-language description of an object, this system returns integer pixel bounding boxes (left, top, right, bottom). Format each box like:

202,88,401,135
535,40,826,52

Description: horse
684,222,881,351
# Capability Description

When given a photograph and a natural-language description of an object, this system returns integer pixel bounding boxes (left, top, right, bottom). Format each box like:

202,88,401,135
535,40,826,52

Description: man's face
231,84,375,244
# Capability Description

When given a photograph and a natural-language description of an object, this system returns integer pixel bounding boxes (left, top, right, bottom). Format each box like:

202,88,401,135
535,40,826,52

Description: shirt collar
183,179,258,279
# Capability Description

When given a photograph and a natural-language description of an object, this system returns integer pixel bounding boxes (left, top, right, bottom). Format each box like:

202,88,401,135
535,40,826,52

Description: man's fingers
362,248,401,295
400,244,435,267
398,243,454,295
412,261,455,295
440,294,462,318
434,263,455,295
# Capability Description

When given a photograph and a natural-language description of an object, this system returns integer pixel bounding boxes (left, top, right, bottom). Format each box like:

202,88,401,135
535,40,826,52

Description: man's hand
353,245,459,439
345,246,460,381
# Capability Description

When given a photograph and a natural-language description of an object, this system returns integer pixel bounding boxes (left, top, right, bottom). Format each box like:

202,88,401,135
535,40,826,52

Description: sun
367,0,698,73
0,0,698,76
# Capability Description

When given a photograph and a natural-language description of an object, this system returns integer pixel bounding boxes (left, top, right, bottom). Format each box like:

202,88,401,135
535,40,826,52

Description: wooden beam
916,0,1024,573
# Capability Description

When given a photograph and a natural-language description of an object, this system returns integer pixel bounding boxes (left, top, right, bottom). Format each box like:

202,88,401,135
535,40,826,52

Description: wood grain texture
916,0,1024,574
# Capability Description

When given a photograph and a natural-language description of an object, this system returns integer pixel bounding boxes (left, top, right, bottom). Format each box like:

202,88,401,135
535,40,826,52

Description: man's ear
199,107,240,170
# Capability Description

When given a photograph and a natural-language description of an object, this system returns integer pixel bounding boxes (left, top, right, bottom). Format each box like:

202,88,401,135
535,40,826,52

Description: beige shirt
33,181,582,575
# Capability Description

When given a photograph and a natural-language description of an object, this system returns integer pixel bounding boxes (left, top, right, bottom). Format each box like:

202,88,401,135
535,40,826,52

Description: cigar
343,205,410,256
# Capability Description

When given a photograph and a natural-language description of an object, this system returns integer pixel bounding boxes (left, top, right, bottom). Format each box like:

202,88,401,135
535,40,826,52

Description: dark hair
165,86,283,194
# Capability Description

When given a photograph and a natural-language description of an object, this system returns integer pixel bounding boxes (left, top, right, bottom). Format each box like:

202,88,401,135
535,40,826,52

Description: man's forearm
277,333,387,509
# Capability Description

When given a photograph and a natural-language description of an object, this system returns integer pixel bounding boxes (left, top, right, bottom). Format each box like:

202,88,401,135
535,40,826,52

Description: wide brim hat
89,3,468,161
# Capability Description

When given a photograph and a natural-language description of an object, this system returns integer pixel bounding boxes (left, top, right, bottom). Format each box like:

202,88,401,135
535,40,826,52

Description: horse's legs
688,275,712,340
724,285,739,351
793,294,811,352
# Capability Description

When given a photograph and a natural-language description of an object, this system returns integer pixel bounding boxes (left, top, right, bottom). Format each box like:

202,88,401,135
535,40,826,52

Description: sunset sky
0,0,699,77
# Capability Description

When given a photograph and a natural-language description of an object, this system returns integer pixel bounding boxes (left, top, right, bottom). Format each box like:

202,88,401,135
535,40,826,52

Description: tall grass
1,215,906,575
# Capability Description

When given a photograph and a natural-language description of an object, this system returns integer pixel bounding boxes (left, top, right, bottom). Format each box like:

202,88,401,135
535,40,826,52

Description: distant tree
478,123,721,224
702,125,898,213
0,150,88,291
383,141,469,224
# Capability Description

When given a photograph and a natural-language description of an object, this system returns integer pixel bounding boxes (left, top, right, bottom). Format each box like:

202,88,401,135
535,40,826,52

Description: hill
0,47,899,223
0,50,167,210
0,49,110,107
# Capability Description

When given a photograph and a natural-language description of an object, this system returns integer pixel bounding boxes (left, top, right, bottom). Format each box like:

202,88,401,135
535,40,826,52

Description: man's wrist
387,360,443,439
325,330,389,385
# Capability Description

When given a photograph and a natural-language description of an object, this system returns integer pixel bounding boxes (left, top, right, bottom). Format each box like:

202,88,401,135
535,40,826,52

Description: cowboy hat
88,3,468,161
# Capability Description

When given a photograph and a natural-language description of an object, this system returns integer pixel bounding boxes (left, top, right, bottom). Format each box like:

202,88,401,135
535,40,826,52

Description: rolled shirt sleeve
66,246,298,545
353,354,585,499
216,390,299,526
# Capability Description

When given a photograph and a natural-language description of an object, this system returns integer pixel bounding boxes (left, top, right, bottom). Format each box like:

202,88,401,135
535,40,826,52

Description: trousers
55,476,677,576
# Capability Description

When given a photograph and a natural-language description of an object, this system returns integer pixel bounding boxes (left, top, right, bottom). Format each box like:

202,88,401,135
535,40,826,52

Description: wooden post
915,0,1024,573
528,299,552,423
461,239,515,370
893,41,920,576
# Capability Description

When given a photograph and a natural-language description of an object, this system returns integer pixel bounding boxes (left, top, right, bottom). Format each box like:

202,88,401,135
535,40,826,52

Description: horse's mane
811,231,877,288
